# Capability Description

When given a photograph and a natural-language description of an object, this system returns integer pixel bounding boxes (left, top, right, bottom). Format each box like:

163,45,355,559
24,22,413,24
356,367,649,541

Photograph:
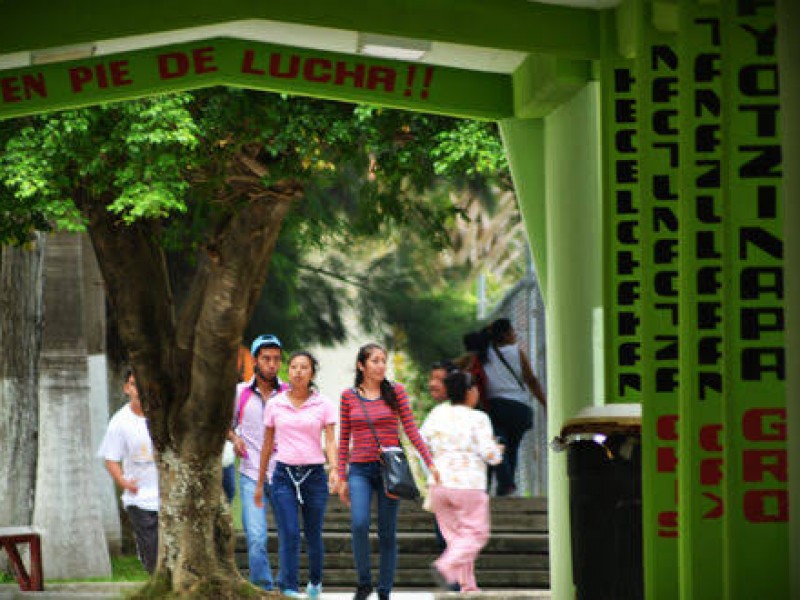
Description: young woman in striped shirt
337,343,441,600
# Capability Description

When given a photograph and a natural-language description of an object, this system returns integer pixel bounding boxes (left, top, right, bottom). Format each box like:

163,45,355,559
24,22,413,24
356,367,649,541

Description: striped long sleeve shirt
338,383,434,474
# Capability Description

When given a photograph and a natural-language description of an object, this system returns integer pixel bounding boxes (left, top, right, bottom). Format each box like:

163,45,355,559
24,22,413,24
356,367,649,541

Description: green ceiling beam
0,38,513,121
512,54,592,118
0,0,602,60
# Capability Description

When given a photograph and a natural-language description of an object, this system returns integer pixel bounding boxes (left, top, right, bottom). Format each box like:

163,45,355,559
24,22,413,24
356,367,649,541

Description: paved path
0,583,551,599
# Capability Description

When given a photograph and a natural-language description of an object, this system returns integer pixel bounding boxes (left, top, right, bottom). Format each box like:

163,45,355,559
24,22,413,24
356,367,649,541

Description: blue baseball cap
251,334,282,356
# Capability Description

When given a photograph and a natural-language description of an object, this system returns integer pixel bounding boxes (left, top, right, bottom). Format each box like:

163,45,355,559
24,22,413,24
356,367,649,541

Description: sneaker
353,584,372,600
282,590,306,599
306,582,323,599
378,593,390,600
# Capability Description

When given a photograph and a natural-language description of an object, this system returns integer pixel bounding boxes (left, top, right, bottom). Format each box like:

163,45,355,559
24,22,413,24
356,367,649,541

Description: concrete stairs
235,496,550,590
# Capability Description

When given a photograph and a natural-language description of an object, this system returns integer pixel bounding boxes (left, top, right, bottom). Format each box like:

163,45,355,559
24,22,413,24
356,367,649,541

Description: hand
328,469,339,492
497,444,506,455
122,478,139,494
338,480,351,507
233,436,248,458
254,485,264,508
430,466,441,485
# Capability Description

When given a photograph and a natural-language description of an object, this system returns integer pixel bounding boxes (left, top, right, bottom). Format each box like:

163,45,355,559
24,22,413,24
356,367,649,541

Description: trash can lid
560,404,641,437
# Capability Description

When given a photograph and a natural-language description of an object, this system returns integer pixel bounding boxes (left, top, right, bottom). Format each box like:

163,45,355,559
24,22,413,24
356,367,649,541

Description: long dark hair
354,343,398,412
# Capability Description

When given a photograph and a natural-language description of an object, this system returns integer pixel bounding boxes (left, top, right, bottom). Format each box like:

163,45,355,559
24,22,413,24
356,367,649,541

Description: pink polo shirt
263,390,337,466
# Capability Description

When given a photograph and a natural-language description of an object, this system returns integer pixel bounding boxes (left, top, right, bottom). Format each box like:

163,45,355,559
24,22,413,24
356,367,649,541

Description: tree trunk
80,180,299,596
0,235,44,529
33,232,112,579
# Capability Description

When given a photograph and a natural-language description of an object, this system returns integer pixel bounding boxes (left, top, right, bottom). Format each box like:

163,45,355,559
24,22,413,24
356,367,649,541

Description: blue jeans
222,464,236,502
271,463,329,592
348,461,399,595
240,474,278,590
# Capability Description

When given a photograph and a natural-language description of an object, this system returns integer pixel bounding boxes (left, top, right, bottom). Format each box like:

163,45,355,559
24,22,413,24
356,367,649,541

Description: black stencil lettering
655,302,679,325
737,0,776,18
653,109,679,135
739,64,780,97
653,176,679,201
619,311,641,335
615,68,636,93
615,129,637,153
697,195,722,222
740,104,780,137
740,24,777,56
652,45,679,71
698,372,723,399
698,337,723,364
618,220,640,244
618,280,641,305
617,190,637,214
696,124,721,152
695,89,721,117
655,271,679,297
656,368,680,392
653,142,679,167
698,266,722,294
757,185,777,218
739,227,783,259
656,335,679,360
741,347,785,381
653,77,679,102
617,160,640,183
739,145,782,178
696,160,721,187
695,18,721,46
617,250,640,275
740,266,783,299
619,373,642,395
619,342,642,365
616,98,637,123
695,54,721,83
653,206,679,231
697,231,722,259
741,307,784,339
698,302,723,329
654,239,679,264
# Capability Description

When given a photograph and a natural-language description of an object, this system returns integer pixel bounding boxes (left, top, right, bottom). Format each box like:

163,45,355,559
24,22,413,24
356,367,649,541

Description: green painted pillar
502,82,603,600
777,0,800,596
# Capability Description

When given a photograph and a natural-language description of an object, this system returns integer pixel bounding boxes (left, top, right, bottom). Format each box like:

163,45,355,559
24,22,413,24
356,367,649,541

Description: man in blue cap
226,334,287,591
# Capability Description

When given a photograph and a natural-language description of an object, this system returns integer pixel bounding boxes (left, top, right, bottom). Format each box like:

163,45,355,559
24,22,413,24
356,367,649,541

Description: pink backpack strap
236,387,254,427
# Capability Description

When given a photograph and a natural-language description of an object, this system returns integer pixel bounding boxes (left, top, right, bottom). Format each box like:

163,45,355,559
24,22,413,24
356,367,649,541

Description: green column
502,82,602,600
632,2,683,597
777,0,800,596
677,1,725,597
720,1,789,597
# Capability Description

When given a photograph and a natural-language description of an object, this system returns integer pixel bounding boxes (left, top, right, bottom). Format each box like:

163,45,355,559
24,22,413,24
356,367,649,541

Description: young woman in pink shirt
255,351,338,599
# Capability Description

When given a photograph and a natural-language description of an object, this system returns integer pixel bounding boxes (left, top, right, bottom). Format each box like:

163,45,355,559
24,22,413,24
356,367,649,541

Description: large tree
0,89,489,597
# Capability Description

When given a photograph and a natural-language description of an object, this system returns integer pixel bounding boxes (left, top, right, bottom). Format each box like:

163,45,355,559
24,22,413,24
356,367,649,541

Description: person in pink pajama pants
420,370,504,592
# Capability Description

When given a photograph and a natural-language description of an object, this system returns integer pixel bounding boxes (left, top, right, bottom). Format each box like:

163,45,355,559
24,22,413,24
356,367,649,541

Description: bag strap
492,344,525,389
236,386,254,427
353,388,386,452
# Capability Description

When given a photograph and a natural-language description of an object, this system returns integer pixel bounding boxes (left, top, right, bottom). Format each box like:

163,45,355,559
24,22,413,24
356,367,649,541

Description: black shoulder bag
354,389,420,501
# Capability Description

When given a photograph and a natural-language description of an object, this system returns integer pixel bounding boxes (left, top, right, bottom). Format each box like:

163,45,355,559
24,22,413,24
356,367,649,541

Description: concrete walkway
0,583,551,599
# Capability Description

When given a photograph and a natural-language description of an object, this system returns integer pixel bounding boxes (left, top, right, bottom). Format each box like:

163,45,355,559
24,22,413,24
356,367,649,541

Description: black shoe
378,594,390,600
353,585,372,600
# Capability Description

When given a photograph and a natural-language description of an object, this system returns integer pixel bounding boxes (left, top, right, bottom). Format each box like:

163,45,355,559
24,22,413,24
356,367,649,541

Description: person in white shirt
97,368,159,573
481,318,547,496
421,370,504,592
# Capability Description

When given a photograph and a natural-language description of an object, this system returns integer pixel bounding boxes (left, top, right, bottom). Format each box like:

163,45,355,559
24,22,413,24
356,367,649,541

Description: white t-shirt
97,404,159,511
420,403,503,490
482,343,528,404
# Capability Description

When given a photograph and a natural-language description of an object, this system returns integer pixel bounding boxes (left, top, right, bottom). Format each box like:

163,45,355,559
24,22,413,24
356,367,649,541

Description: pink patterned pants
430,486,491,592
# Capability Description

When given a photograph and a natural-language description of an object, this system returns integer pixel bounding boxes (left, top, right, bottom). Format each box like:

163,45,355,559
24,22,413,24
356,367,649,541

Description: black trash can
554,405,643,600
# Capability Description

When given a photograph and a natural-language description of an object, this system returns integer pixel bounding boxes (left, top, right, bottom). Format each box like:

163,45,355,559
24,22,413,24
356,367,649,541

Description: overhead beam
0,0,602,61
0,38,513,121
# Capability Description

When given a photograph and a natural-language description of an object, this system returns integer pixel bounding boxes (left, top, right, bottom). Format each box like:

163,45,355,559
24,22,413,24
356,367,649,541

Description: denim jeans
348,461,399,595
271,462,329,592
488,397,533,495
222,463,237,502
126,505,158,574
239,474,278,590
